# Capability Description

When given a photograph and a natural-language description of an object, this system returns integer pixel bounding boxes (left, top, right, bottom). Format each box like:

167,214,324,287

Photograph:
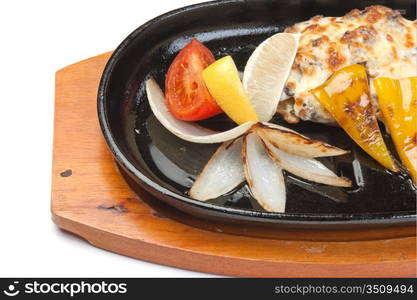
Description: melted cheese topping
280,5,417,124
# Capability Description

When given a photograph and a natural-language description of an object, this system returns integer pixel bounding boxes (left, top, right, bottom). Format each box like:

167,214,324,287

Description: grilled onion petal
256,122,349,158
243,133,286,212
146,78,255,143
262,138,352,187
189,138,245,201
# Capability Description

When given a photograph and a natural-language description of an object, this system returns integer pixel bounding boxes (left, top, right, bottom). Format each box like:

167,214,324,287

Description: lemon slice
202,56,259,125
243,33,299,122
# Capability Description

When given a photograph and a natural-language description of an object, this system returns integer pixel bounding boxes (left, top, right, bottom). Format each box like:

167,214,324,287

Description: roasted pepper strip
311,64,398,172
374,77,417,182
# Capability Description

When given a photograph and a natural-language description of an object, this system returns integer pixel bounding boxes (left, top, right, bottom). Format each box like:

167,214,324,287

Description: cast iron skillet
98,0,416,229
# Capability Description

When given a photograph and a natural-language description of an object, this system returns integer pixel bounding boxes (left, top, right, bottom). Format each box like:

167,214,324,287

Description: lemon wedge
202,56,259,125
243,33,299,122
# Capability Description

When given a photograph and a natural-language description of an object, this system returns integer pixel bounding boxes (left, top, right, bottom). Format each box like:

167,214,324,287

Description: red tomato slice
165,39,222,121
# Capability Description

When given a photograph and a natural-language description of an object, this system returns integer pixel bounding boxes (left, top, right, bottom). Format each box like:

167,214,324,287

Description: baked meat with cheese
277,5,417,124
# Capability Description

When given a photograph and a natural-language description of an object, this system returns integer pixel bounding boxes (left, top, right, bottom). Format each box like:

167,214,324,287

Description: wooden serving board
51,52,416,277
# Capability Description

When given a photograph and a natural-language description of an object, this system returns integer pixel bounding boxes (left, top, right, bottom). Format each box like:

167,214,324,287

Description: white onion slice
146,78,255,143
243,133,286,212
243,33,299,122
262,138,352,187
189,138,245,201
256,122,349,158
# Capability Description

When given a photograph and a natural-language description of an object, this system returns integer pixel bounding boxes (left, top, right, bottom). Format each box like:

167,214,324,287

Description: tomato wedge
165,39,222,121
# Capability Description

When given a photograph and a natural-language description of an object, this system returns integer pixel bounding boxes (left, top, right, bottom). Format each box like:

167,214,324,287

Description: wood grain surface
51,52,416,277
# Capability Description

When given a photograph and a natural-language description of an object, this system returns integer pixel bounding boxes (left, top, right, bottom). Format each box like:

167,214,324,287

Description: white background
0,0,217,277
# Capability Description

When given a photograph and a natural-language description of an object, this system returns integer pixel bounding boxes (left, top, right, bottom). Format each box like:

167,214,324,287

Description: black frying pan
98,0,416,229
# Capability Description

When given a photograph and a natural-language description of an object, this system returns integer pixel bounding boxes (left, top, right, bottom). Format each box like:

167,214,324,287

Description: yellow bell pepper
202,56,259,125
374,77,417,183
311,64,398,172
